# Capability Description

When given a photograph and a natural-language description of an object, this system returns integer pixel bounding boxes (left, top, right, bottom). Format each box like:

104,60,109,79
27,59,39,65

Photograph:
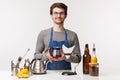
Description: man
34,2,81,70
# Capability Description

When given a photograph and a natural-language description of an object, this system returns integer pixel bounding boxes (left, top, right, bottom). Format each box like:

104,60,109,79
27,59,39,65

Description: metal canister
11,60,18,76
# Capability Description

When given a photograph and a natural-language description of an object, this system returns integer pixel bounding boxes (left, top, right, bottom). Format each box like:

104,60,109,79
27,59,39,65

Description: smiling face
50,7,67,25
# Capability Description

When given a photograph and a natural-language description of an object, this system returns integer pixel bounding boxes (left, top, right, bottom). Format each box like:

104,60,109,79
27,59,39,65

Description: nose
57,14,61,17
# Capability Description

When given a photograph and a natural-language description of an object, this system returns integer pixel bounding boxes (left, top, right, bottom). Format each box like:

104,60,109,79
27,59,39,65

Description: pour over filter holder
62,54,80,76
61,62,79,76
62,71,77,75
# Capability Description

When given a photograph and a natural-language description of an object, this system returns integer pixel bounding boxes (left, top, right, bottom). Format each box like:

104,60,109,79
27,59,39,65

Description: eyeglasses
53,12,65,16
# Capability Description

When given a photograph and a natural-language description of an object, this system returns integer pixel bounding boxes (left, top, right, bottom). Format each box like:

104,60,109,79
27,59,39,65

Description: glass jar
50,47,61,58
89,63,99,76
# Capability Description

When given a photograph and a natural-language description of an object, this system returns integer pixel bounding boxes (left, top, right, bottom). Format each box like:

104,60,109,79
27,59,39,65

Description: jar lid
89,63,99,66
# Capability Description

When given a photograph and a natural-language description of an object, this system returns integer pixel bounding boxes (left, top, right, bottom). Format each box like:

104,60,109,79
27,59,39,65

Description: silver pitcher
24,58,31,70
24,58,32,75
31,59,46,74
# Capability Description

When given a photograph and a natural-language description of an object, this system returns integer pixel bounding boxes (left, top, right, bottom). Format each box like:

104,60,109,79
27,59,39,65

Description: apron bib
47,28,71,70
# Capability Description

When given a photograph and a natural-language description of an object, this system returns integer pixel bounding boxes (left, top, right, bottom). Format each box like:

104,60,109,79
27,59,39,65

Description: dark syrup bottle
83,44,91,74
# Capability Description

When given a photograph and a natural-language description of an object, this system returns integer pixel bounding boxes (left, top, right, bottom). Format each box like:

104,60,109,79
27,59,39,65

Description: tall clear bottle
83,44,91,74
91,44,97,63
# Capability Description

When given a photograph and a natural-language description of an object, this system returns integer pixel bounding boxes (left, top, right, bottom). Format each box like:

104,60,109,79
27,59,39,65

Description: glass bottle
83,44,91,74
91,44,97,63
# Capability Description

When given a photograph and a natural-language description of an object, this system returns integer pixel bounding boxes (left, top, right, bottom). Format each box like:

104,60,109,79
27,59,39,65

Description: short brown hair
50,2,68,15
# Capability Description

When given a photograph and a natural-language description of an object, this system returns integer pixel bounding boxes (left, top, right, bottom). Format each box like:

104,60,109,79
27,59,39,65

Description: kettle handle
30,59,35,65
30,58,41,65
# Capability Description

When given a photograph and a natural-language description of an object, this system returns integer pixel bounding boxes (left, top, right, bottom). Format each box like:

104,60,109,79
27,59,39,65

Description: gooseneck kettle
30,58,46,74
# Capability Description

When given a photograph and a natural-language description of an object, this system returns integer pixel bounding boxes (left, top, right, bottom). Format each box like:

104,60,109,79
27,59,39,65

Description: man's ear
50,14,53,19
50,14,52,17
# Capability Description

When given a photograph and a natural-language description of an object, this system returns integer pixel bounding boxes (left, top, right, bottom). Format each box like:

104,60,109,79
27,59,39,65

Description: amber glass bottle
83,44,91,74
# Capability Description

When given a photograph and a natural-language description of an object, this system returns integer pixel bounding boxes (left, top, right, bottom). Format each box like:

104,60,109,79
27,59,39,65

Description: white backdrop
0,0,120,75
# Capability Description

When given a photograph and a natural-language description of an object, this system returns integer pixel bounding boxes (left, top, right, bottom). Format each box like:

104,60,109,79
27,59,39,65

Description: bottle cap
85,44,88,48
93,44,95,51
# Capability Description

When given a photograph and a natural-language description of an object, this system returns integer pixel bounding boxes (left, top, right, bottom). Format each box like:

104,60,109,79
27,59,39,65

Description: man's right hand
46,49,54,63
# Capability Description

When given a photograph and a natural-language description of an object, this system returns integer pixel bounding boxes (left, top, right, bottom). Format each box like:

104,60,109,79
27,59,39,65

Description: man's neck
53,24,64,32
